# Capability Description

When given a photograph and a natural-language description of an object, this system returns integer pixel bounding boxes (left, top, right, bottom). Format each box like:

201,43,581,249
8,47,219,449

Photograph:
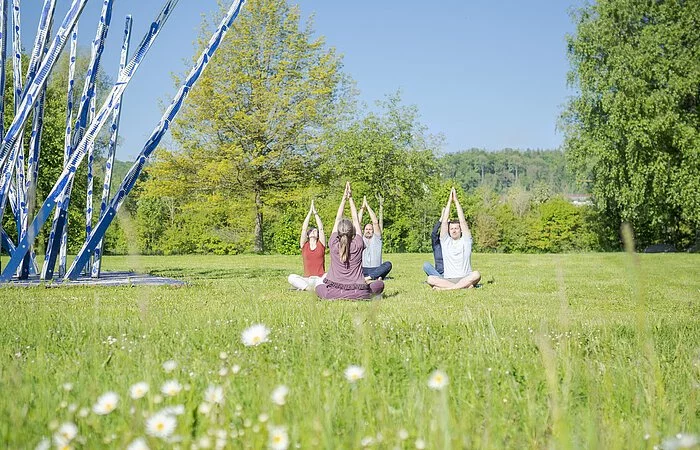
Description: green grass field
1,252,698,449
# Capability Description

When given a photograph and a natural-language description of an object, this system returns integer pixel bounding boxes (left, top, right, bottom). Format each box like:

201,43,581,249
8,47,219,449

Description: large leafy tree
562,0,700,248
168,0,352,252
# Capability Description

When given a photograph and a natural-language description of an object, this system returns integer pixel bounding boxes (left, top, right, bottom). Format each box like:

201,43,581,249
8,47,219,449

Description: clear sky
20,0,582,160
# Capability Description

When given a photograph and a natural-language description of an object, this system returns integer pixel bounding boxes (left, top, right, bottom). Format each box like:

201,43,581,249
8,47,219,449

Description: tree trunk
254,190,264,253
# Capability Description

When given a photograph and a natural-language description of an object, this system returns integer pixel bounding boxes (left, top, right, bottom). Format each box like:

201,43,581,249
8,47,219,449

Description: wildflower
661,433,699,450
146,413,177,439
398,429,409,440
268,426,289,450
415,438,426,449
198,403,212,415
204,385,224,405
161,380,183,397
271,385,289,406
158,405,185,416
77,407,89,418
130,382,149,400
93,392,119,415
344,365,365,383
231,364,241,374
219,352,228,360
197,436,212,449
258,413,269,423
126,437,149,450
427,370,449,390
241,324,270,346
361,436,374,447
62,383,74,392
55,422,78,442
162,360,178,373
35,438,50,450
218,367,229,377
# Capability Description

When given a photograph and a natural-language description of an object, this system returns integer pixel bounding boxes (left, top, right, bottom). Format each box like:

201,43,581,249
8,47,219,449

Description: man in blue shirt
423,209,444,277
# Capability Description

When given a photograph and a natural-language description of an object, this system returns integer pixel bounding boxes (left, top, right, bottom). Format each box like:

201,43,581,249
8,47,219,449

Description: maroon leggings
315,280,384,300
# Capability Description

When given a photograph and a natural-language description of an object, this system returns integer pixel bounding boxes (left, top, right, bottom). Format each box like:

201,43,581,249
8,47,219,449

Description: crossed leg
427,271,481,290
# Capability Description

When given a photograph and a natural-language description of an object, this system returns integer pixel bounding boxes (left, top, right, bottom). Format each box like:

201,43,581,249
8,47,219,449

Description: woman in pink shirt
288,200,326,291
315,182,384,300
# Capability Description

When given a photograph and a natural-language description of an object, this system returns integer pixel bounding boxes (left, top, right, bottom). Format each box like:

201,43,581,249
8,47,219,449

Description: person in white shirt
427,187,481,290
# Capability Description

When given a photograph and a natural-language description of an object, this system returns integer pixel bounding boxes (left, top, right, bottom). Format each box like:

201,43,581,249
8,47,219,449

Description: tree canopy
562,0,700,248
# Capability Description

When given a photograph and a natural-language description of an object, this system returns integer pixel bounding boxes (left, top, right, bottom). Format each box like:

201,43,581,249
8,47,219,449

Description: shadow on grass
149,267,288,280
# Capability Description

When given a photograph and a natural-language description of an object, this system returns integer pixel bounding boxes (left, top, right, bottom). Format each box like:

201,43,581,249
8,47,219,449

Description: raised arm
432,208,444,241
364,199,381,237
332,183,349,234
348,185,361,234
358,196,366,226
299,202,313,248
312,201,326,246
453,189,470,238
376,193,384,233
440,190,452,239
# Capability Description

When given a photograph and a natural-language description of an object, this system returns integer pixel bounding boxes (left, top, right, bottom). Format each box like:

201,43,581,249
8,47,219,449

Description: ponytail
337,218,355,266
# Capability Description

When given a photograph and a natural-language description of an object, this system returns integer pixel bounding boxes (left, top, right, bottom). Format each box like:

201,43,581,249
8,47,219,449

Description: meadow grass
1,252,698,449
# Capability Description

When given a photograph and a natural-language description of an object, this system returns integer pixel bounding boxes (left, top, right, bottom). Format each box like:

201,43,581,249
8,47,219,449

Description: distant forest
439,148,582,195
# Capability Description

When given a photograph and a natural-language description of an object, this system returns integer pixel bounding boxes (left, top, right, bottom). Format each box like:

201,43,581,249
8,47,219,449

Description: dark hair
306,227,317,238
337,219,354,264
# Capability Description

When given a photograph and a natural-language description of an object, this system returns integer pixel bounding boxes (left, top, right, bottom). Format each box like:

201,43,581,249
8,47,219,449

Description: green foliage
562,0,700,248
168,0,353,253
440,148,578,194
528,198,597,253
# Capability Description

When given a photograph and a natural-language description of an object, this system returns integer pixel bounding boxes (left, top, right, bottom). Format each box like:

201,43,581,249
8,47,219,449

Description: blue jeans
423,262,443,278
363,262,392,280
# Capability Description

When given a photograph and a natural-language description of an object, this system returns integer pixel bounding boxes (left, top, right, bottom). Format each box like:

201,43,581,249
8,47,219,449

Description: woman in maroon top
288,200,326,291
315,182,384,300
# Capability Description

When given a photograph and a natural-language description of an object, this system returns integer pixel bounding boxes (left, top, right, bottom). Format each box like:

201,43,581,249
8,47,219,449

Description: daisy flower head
415,438,426,449
241,324,270,347
268,425,289,450
271,385,289,406
344,365,365,383
93,392,119,415
55,422,78,442
126,437,150,450
427,369,449,391
146,413,177,439
35,438,50,450
162,360,178,373
161,380,183,397
130,382,149,400
204,385,224,405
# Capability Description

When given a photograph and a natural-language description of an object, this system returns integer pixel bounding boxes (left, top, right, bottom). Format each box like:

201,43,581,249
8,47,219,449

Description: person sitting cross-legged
427,188,481,290
287,199,326,291
315,182,384,301
358,195,392,280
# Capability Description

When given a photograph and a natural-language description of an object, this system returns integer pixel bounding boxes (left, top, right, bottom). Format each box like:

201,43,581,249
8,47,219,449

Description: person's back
327,232,365,288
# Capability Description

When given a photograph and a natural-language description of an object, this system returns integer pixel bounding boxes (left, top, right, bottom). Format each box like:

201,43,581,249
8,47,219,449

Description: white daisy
231,364,241,374
162,360,178,373
198,402,212,415
161,380,183,397
126,437,150,450
258,413,269,423
398,429,409,440
271,385,289,406
204,385,224,405
415,438,426,449
158,405,185,416
344,365,365,383
427,370,449,390
62,383,74,392
55,422,78,442
241,324,270,346
35,438,50,450
268,425,289,450
219,352,228,360
146,413,177,439
77,407,89,418
130,382,149,400
92,392,119,415
361,436,374,447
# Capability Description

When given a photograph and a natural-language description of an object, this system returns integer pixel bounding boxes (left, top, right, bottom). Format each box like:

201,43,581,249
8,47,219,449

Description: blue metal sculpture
0,0,247,283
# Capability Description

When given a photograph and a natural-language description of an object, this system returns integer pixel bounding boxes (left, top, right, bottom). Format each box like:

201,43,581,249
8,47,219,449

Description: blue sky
21,0,582,160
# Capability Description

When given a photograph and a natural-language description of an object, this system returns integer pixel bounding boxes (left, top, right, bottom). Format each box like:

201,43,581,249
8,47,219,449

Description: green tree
167,0,352,253
562,0,700,249
322,92,441,252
